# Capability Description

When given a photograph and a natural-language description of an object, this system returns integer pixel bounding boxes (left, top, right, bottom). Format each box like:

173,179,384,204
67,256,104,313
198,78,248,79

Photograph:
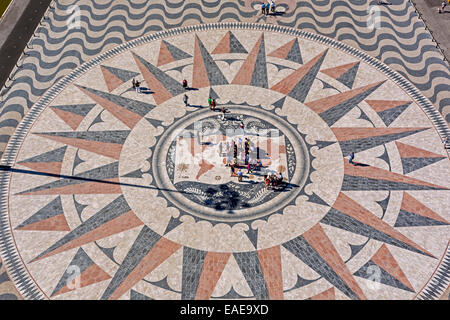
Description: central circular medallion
152,105,310,222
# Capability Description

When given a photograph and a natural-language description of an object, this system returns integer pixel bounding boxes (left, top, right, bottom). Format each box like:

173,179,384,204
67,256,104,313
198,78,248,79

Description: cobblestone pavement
0,1,448,300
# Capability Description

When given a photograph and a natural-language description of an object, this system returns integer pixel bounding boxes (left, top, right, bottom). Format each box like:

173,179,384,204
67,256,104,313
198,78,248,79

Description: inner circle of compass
150,105,309,222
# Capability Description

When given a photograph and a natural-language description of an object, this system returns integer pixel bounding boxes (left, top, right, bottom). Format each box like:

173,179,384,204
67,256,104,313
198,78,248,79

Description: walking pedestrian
271,1,276,13
348,152,355,165
132,79,141,93
135,80,141,93
208,96,212,109
261,3,265,14
237,169,243,182
211,99,216,111
183,94,189,106
221,105,226,120
182,79,188,90
226,154,231,166
444,136,449,149
265,2,270,15
240,121,245,135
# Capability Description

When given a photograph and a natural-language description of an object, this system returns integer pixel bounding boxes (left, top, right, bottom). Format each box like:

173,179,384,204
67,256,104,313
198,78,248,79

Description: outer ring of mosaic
0,23,448,300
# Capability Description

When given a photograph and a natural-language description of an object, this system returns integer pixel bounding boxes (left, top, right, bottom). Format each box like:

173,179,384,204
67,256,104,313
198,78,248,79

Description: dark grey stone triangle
144,117,164,129
307,193,329,206
73,150,85,170
74,197,88,220
314,140,337,150
282,236,360,300
101,65,139,83
18,146,67,164
336,62,360,88
101,226,161,300
195,37,228,86
401,157,445,175
209,87,220,100
51,248,95,296
96,243,117,263
250,35,268,89
271,63,294,72
357,107,372,123
288,49,328,103
78,85,156,117
320,82,383,126
244,227,258,249
212,286,248,299
375,192,391,219
233,251,269,300
133,53,186,97
285,38,303,65
338,128,429,155
181,247,207,300
148,275,177,292
89,111,105,128
50,104,96,117
121,169,143,179
229,32,248,54
354,260,414,292
33,195,132,262
18,162,120,195
378,103,411,127
320,208,432,257
394,209,449,227
164,216,183,235
0,272,9,284
37,130,130,145
16,196,64,230
288,274,318,291
341,174,444,191
346,241,369,262
168,64,189,73
376,145,391,169
220,59,241,66
163,40,192,61
130,290,153,300
319,79,338,91
272,96,286,109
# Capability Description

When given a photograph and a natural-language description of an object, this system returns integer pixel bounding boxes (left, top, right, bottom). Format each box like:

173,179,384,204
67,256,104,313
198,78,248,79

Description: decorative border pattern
0,22,448,300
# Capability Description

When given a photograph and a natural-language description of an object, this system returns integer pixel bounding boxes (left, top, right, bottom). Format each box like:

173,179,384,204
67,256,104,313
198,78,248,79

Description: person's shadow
353,162,370,167
270,11,285,16
138,87,153,94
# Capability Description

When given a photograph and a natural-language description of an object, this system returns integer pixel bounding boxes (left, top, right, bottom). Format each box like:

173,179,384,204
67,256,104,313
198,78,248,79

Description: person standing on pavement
348,152,355,165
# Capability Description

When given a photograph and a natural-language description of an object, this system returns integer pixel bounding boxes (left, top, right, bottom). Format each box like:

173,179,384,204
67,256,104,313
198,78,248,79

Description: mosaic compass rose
0,24,448,300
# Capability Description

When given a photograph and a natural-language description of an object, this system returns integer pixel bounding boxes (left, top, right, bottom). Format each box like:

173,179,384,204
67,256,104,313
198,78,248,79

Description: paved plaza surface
0,1,449,301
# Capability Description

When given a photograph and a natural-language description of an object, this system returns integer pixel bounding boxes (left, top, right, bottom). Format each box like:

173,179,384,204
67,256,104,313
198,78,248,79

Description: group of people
230,159,264,182
261,1,276,15
131,78,141,93
224,136,261,167
264,172,284,189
